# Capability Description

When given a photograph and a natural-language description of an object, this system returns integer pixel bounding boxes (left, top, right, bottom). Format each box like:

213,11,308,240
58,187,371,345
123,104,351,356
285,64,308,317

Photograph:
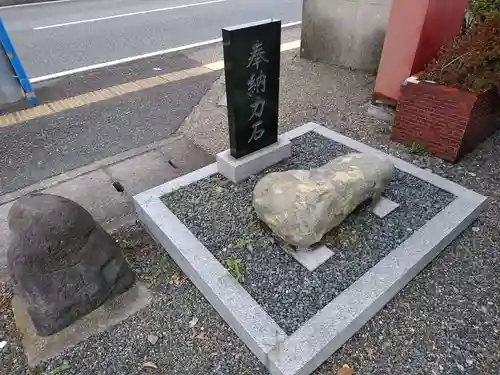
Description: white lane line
30,38,222,83
0,0,70,9
33,0,227,30
280,20,301,28
280,39,301,51
30,21,302,84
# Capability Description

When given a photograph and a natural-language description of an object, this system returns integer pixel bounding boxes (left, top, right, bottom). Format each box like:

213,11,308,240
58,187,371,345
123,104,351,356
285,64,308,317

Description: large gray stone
253,153,394,247
7,194,135,337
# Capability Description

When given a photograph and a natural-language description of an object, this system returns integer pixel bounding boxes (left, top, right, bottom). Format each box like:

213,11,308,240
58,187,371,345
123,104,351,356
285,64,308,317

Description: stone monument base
216,136,291,183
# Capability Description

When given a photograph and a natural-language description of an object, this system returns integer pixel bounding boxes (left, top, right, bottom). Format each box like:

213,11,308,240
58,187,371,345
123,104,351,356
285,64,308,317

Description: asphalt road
0,0,302,78
0,51,221,195
0,0,302,195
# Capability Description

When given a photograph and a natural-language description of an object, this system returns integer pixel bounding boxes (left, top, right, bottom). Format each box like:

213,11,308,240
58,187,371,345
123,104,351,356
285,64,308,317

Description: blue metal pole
0,18,37,106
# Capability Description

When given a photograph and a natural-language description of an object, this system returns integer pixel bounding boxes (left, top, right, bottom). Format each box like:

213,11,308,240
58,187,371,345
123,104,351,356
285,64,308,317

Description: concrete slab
178,72,228,156
135,123,487,375
287,245,334,272
366,103,396,122
12,282,151,367
106,135,216,197
105,151,180,197
42,170,131,224
217,93,227,107
0,201,13,279
301,0,391,71
371,197,400,218
158,135,215,173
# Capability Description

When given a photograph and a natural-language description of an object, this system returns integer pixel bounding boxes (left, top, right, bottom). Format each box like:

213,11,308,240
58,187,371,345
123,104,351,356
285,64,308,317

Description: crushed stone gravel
162,131,455,334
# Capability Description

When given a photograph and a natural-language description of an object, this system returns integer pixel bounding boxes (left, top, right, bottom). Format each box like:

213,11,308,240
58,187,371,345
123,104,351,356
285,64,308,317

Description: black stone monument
222,19,281,159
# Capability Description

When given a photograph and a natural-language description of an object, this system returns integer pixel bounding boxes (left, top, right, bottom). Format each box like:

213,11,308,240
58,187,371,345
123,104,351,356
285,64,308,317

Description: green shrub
421,15,500,93
465,0,500,29
470,0,500,16
407,142,426,155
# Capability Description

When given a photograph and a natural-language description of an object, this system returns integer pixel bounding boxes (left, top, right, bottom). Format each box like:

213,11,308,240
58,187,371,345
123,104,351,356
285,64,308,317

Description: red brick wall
460,88,500,157
392,82,479,162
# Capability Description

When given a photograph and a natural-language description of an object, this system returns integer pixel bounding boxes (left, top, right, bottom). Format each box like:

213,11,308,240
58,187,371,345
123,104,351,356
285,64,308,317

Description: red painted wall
373,0,468,105
413,0,469,73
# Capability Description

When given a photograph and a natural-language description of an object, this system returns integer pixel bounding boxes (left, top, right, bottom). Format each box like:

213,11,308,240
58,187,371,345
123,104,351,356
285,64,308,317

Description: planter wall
392,81,500,162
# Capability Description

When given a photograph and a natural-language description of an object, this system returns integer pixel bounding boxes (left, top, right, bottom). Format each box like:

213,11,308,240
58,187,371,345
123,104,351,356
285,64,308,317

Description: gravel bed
162,131,455,334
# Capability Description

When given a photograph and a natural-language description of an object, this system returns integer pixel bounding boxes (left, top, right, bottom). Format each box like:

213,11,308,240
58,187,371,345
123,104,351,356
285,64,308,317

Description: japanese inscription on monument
222,20,281,158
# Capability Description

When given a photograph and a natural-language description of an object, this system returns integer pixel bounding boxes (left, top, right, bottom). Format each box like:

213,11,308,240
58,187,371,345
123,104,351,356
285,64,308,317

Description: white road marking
0,0,70,9
204,60,224,71
279,20,301,28
30,38,222,83
280,40,301,51
33,0,227,30
30,22,302,84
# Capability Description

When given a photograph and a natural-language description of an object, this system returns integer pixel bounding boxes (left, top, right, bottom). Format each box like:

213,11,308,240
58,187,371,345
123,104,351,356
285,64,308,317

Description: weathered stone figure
7,194,135,336
253,153,394,247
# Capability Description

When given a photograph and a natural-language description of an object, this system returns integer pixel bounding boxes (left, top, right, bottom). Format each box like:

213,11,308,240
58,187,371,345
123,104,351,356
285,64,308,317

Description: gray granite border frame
134,123,487,375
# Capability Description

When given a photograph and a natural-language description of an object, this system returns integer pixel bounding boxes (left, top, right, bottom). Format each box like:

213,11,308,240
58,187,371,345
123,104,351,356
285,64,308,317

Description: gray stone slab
371,196,399,218
42,170,132,224
286,245,334,272
0,201,13,278
12,282,151,367
217,93,227,107
158,135,215,172
105,150,180,196
366,103,396,122
134,123,487,375
135,163,218,201
216,137,292,183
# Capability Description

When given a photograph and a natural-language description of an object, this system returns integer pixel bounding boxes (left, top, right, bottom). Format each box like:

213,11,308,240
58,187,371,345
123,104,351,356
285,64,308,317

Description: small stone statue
7,194,136,336
253,153,394,248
